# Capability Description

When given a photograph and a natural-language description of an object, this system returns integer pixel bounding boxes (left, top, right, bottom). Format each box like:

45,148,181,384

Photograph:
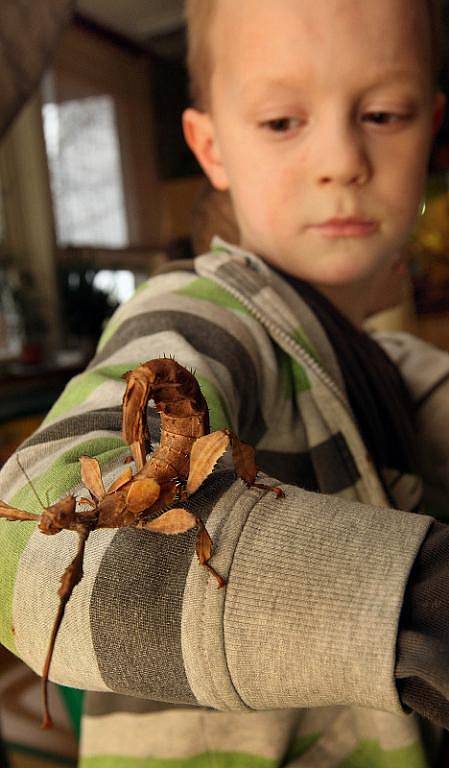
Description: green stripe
43,362,141,425
0,517,36,655
80,731,321,768
98,319,121,353
177,278,250,316
291,359,311,393
134,280,152,296
338,740,427,768
0,438,126,655
196,374,232,431
58,683,84,740
284,731,321,761
292,328,321,365
212,243,231,255
275,347,294,401
81,753,276,768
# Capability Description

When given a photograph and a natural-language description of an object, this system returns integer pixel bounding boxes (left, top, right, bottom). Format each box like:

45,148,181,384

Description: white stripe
0,431,125,504
14,525,116,691
81,707,302,759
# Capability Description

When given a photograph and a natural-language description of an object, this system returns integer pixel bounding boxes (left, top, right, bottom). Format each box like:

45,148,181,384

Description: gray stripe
89,470,235,703
256,449,318,490
311,432,361,493
21,406,160,450
83,691,200,717
22,404,320,496
21,406,123,448
89,310,267,445
216,259,271,298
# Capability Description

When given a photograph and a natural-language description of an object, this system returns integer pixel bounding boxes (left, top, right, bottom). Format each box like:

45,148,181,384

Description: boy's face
184,0,445,318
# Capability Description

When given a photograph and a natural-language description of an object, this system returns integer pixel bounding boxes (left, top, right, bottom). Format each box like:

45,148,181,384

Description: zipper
199,250,390,507
200,265,353,417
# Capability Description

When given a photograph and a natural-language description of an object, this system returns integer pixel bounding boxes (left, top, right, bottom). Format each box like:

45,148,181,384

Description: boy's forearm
0,464,431,715
180,473,432,714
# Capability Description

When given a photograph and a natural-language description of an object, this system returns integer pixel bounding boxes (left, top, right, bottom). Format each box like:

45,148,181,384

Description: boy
1,1,449,767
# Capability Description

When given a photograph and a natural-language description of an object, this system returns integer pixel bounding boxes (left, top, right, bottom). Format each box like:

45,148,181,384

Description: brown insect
0,357,284,729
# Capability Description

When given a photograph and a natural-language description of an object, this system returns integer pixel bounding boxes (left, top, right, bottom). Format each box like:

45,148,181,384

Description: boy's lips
309,218,379,238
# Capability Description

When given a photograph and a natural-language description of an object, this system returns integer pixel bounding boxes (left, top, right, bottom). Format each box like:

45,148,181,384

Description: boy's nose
315,126,371,187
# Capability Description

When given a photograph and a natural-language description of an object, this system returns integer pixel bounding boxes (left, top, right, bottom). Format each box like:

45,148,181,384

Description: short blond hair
185,0,445,110
185,0,218,110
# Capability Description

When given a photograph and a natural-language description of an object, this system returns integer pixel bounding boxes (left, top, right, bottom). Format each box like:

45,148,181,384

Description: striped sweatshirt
1,237,449,768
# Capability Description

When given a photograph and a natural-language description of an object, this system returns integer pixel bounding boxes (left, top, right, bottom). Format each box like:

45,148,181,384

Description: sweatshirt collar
195,237,350,411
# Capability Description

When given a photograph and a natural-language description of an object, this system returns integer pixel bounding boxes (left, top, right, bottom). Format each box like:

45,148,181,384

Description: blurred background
0,1,448,765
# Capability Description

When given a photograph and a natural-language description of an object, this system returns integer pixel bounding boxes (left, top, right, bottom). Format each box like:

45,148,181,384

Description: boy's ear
433,91,446,136
182,108,230,191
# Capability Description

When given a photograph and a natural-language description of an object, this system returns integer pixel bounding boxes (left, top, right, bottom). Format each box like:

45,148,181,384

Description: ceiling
76,0,185,43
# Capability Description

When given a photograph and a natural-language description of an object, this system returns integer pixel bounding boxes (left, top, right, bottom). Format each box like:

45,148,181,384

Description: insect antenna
16,453,46,511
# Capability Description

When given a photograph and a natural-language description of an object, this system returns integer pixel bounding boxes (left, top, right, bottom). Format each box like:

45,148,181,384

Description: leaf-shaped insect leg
40,525,90,729
107,466,133,493
79,456,105,503
194,516,226,589
186,431,231,496
228,432,285,498
121,369,153,472
137,507,197,534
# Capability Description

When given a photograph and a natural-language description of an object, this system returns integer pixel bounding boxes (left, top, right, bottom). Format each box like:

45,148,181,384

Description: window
41,20,162,250
42,94,129,247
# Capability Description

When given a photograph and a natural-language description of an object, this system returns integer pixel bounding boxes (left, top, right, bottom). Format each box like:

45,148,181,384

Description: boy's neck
307,283,367,329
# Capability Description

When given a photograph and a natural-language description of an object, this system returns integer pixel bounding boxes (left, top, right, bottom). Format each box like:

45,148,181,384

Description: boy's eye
362,112,409,125
261,117,300,133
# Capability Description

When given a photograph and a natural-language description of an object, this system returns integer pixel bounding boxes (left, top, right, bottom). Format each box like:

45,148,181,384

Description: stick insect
0,357,284,728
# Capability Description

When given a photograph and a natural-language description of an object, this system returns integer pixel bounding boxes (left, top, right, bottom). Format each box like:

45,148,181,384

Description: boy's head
183,0,446,322
185,0,445,110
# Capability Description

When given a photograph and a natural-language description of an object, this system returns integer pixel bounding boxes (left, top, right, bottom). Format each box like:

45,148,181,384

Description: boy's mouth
309,218,378,238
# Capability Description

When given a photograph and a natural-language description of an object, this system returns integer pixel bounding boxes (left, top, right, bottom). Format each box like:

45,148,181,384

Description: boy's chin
279,252,391,289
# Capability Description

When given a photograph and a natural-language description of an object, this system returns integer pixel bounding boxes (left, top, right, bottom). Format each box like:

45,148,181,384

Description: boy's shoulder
153,258,196,277
373,330,449,405
98,243,266,360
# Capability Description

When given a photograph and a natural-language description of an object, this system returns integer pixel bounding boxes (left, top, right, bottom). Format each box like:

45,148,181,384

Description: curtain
0,0,74,138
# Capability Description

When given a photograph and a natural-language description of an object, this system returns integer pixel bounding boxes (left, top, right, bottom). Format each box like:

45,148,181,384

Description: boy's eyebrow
238,69,426,102
238,77,307,102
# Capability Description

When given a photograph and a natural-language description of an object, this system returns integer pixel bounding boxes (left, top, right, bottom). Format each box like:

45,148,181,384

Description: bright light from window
42,96,129,248
93,270,135,304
